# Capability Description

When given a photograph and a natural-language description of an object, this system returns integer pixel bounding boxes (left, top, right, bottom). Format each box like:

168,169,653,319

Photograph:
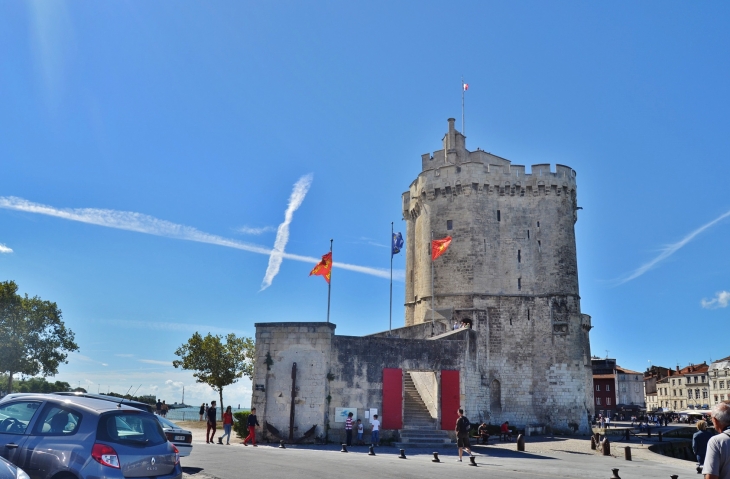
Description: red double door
381,369,460,430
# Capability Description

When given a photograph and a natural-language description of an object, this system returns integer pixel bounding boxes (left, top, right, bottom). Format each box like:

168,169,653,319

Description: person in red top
500,421,512,441
221,406,234,445
345,412,354,446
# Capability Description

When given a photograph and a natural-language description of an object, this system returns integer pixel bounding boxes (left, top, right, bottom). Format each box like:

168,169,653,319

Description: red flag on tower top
309,252,332,283
431,236,452,261
463,83,469,91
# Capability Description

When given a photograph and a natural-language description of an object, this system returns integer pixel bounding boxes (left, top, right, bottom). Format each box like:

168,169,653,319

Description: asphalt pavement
180,439,695,479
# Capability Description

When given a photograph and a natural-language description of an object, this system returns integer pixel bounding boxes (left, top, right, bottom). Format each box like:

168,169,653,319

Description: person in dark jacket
693,419,713,474
242,407,260,446
206,400,217,444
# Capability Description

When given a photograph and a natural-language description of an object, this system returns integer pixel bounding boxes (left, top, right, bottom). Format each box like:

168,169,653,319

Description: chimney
676,366,680,372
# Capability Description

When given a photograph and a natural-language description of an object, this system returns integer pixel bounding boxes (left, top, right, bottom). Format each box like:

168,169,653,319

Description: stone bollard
368,445,376,456
601,438,611,456
399,449,407,459
432,452,440,463
340,444,348,453
517,434,525,451
279,440,286,449
591,436,597,450
624,446,631,461
658,431,663,442
610,468,621,479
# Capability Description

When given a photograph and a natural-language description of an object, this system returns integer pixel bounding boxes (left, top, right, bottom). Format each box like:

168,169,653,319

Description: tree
173,332,254,420
0,281,79,394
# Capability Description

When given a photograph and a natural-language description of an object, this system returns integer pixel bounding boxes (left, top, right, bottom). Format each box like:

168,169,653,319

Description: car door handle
4,444,18,449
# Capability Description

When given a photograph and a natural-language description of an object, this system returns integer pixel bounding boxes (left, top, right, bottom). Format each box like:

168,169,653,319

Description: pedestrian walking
221,406,234,445
455,408,472,462
161,400,169,418
345,412,354,446
199,403,205,422
242,407,260,446
206,400,217,444
703,401,730,479
156,399,162,415
693,420,713,474
370,414,380,446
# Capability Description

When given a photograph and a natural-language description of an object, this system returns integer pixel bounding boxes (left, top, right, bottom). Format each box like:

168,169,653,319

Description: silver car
0,394,181,479
0,456,29,479
155,416,193,457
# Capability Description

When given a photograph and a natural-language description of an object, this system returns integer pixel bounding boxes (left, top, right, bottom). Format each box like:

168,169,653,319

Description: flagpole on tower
461,76,465,136
326,239,332,323
389,222,394,337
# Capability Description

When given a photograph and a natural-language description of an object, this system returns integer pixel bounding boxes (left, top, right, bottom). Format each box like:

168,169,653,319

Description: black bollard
647,426,652,438
399,448,407,459
469,456,477,466
658,431,663,442
341,444,348,453
279,440,286,449
670,476,678,479
517,434,525,452
591,436,597,450
624,446,631,461
610,468,621,479
432,452,440,463
625,429,630,441
368,445,376,456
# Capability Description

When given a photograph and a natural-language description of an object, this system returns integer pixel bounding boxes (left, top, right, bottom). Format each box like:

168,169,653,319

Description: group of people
201,401,260,447
155,399,169,417
343,412,380,447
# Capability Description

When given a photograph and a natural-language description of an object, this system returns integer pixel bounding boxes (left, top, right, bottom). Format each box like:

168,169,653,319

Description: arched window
491,379,502,412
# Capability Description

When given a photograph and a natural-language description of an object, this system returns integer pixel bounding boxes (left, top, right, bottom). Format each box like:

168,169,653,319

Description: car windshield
156,416,178,429
96,412,166,446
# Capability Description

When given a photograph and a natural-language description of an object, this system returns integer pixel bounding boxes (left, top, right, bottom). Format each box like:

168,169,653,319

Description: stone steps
399,371,446,446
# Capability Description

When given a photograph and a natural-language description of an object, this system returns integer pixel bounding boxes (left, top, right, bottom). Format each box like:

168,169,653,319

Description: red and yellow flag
431,236,452,261
309,252,333,283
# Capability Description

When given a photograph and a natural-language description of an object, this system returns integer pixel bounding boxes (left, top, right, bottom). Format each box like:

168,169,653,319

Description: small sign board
334,407,357,423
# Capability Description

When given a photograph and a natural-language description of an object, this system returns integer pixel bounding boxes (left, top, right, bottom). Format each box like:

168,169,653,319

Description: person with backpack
455,408,473,462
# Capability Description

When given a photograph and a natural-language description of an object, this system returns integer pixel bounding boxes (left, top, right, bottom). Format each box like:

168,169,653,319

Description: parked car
0,456,29,479
155,416,193,457
52,392,156,413
0,394,181,479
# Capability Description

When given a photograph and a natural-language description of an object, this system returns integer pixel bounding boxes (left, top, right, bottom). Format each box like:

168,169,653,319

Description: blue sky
1,1,728,406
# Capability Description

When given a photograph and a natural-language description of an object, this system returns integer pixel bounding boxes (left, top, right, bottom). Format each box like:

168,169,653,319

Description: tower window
456,166,461,173
518,278,522,290
497,210,501,222
434,188,441,196
518,250,521,263
527,309,530,321
537,221,540,228
527,230,530,239
538,240,541,252
447,220,453,230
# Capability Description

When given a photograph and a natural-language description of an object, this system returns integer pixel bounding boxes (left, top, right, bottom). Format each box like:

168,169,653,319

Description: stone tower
402,118,594,432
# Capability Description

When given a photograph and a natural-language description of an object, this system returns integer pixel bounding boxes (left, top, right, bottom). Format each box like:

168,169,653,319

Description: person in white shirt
704,401,730,479
370,414,380,446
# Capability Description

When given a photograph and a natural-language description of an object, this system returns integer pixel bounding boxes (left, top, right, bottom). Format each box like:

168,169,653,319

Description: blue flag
392,232,404,256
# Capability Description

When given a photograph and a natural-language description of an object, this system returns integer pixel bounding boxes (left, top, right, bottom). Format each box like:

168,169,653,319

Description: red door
441,370,460,430
382,368,403,429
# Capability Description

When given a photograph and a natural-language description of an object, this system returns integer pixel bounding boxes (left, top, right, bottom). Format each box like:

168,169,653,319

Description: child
356,419,364,445
370,414,380,446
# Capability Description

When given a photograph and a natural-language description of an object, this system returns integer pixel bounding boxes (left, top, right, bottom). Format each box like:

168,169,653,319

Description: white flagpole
326,239,332,323
389,222,393,337
461,76,465,136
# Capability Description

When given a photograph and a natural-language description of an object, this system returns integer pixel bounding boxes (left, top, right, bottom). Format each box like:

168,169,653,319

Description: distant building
615,366,644,407
591,358,643,418
708,356,730,406
643,365,674,411
653,363,708,411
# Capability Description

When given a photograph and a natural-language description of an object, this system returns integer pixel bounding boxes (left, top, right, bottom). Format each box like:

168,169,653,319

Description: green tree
173,332,254,420
0,281,79,394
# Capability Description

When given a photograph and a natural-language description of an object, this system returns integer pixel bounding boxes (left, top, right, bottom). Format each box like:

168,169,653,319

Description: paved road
180,440,694,479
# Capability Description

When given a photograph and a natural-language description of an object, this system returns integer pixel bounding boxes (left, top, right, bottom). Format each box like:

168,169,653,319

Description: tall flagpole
327,239,332,323
389,222,394,336
430,230,435,337
461,76,465,136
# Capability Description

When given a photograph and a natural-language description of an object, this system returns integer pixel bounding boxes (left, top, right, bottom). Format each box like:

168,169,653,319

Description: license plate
174,435,186,441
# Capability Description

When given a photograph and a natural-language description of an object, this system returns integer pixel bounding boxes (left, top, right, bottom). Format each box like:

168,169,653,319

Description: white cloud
260,174,313,291
617,209,730,284
0,244,12,253
0,195,399,280
701,291,730,310
236,225,276,235
138,359,172,366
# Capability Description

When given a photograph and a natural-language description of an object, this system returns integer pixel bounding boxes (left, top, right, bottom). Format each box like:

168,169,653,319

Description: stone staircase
395,372,454,448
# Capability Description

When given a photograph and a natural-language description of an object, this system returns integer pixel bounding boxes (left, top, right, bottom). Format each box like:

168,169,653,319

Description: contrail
0,196,401,280
0,244,12,253
617,208,730,284
260,174,313,291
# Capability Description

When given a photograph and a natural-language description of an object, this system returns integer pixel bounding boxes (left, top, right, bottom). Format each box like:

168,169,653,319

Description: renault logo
151,458,156,466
